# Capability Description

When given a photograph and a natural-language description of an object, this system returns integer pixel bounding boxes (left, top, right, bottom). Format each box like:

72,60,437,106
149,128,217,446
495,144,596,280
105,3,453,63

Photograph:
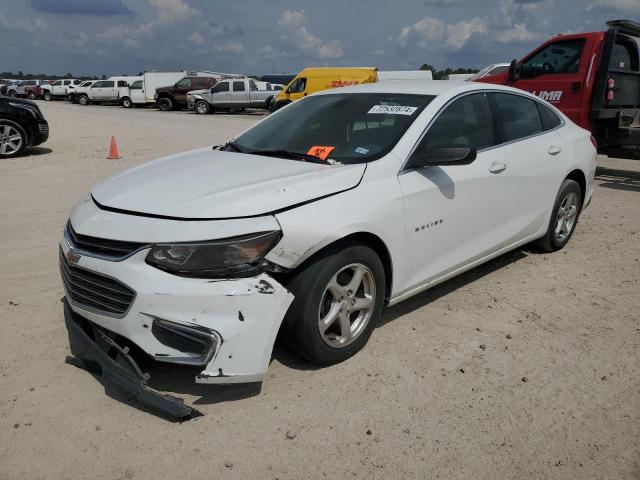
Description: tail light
590,135,598,149
606,76,615,102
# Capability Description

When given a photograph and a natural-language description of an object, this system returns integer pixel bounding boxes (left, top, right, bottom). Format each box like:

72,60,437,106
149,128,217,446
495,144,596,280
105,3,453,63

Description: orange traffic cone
107,136,121,159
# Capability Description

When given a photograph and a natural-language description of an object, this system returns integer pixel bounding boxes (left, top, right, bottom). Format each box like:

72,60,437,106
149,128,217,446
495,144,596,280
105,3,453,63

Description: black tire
43,91,52,101
283,242,385,366
78,95,89,106
0,120,27,158
535,179,583,252
195,100,210,114
158,97,173,111
121,97,133,108
27,91,37,100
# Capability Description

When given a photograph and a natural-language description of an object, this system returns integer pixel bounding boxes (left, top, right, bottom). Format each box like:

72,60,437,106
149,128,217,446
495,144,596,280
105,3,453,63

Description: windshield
233,93,434,164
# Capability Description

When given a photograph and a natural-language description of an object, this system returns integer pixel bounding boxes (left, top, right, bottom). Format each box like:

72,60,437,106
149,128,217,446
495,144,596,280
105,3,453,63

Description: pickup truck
7,80,42,99
187,78,277,114
155,76,220,111
41,79,83,101
480,19,640,159
75,77,142,106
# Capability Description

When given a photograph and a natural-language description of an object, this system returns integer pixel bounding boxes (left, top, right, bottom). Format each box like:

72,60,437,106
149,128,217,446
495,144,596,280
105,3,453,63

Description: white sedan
60,81,595,418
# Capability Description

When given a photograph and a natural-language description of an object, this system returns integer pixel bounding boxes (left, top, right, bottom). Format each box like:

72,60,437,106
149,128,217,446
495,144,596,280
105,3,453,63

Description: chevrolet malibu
60,81,595,418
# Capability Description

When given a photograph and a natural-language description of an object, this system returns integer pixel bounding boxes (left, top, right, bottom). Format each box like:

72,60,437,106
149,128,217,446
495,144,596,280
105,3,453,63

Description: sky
1,0,639,77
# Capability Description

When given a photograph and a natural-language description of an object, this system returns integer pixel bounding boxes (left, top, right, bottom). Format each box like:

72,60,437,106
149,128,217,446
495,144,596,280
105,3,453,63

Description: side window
537,103,562,131
417,93,494,152
92,81,104,88
117,81,128,87
53,80,62,86
63,80,71,85
131,80,143,89
233,81,245,92
287,77,307,93
521,39,585,76
176,78,192,88
491,93,543,142
611,39,639,72
212,82,229,93
104,81,115,88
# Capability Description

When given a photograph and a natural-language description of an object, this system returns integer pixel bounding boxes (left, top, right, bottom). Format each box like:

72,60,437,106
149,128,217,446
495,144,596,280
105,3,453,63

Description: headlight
145,231,282,278
9,102,39,119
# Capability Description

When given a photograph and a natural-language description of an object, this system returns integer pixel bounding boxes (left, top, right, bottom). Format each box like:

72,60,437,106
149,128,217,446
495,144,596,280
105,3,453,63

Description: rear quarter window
537,103,562,130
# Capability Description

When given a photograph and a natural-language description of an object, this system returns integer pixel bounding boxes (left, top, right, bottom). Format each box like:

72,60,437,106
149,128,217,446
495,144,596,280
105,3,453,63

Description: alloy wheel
555,192,578,241
317,263,376,348
0,125,23,156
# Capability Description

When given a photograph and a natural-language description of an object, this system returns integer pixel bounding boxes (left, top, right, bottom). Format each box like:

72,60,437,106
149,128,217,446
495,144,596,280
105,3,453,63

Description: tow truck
480,19,640,159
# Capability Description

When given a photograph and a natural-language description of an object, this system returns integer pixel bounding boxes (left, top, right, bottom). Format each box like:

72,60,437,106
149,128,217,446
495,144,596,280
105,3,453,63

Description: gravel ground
1,101,639,480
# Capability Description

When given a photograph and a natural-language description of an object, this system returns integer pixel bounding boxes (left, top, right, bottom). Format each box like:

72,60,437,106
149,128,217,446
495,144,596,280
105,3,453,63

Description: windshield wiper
214,141,245,153
247,149,327,164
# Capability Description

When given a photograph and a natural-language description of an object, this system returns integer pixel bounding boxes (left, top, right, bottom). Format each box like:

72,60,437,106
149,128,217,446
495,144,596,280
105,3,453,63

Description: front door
211,81,232,106
398,93,511,290
130,80,145,104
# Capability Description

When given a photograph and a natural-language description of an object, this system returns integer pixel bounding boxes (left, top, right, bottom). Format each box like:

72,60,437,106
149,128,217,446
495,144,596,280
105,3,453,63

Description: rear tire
535,179,582,252
158,97,173,111
283,242,385,366
0,120,27,158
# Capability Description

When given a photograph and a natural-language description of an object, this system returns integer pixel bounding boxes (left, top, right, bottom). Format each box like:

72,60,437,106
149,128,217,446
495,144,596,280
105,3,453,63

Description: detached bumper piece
63,300,202,422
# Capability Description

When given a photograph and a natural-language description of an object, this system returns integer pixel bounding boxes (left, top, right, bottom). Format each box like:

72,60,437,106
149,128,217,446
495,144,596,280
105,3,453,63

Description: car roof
316,79,537,99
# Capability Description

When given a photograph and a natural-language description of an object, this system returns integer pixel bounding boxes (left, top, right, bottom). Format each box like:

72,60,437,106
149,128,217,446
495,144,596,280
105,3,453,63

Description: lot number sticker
307,145,335,160
368,105,418,115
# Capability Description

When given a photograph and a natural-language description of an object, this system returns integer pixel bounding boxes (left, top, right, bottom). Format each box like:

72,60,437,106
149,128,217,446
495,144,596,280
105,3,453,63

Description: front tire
43,91,52,101
78,95,89,105
536,179,582,252
195,100,210,114
283,242,385,366
28,91,37,100
0,120,27,158
121,97,133,108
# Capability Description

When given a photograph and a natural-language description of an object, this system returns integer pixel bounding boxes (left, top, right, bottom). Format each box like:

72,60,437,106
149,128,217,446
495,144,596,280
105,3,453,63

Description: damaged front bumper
60,236,295,386
64,300,201,421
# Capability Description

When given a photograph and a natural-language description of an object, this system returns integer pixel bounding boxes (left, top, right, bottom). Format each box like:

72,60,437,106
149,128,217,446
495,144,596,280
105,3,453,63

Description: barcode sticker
368,105,418,115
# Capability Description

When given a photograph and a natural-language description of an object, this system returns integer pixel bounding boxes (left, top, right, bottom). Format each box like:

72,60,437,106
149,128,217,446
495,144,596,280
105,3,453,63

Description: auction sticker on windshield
368,105,418,115
307,145,335,160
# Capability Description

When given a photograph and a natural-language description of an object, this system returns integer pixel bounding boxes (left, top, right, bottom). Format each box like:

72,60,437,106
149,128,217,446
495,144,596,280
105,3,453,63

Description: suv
42,79,83,101
76,79,135,106
0,97,49,158
155,76,219,111
69,81,97,104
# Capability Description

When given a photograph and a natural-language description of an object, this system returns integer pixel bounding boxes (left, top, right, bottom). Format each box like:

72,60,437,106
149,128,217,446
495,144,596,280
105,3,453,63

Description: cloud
212,42,243,54
277,10,344,59
397,16,486,50
189,31,204,46
495,23,545,43
588,0,640,12
30,0,133,16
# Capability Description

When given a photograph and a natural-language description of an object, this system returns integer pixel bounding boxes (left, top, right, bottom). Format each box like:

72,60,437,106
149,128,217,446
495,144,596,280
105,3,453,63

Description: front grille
65,222,147,260
59,248,136,317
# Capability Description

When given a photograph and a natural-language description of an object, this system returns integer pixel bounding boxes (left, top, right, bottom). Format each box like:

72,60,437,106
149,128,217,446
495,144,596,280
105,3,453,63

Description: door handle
548,145,562,155
489,162,507,174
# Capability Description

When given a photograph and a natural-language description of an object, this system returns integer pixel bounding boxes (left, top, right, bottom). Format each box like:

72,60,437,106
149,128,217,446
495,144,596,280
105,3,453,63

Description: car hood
187,89,208,96
91,147,366,219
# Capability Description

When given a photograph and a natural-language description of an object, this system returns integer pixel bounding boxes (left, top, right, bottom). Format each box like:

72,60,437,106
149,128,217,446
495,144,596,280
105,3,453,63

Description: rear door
231,80,248,106
507,36,594,124
487,92,565,242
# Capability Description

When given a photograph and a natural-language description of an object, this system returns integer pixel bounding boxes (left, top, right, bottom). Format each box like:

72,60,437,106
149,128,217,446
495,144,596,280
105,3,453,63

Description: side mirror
508,59,521,82
407,147,477,169
211,87,215,93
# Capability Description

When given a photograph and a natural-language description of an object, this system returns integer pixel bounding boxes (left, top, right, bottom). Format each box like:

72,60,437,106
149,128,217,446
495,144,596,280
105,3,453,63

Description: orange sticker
307,145,335,160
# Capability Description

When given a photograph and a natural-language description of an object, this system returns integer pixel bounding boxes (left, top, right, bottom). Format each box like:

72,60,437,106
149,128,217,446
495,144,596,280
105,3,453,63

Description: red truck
480,19,640,159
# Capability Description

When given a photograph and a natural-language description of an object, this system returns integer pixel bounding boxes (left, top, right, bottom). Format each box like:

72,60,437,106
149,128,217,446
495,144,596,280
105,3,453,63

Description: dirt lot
1,101,639,479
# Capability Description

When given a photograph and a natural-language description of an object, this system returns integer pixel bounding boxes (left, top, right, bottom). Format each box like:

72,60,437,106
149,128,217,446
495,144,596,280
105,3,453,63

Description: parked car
155,76,221,111
41,79,83,101
0,96,49,158
187,78,277,114
68,81,96,104
60,80,595,419
7,80,42,98
76,77,142,106
126,71,215,107
467,63,510,81
480,19,640,158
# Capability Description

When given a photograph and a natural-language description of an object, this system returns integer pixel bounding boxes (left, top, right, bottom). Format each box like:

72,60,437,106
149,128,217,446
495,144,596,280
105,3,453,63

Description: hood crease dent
91,148,367,220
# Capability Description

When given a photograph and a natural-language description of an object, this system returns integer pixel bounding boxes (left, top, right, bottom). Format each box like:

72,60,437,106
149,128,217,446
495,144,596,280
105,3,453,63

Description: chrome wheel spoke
345,266,365,294
327,277,346,299
352,295,373,311
9,134,21,142
3,126,10,136
0,143,6,154
337,311,353,343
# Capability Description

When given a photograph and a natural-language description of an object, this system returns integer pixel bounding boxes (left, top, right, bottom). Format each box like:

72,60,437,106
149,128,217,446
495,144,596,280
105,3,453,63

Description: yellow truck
270,67,410,112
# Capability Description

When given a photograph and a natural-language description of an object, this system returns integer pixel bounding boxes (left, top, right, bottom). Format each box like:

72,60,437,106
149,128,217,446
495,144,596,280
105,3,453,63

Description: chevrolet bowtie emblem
66,249,81,265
